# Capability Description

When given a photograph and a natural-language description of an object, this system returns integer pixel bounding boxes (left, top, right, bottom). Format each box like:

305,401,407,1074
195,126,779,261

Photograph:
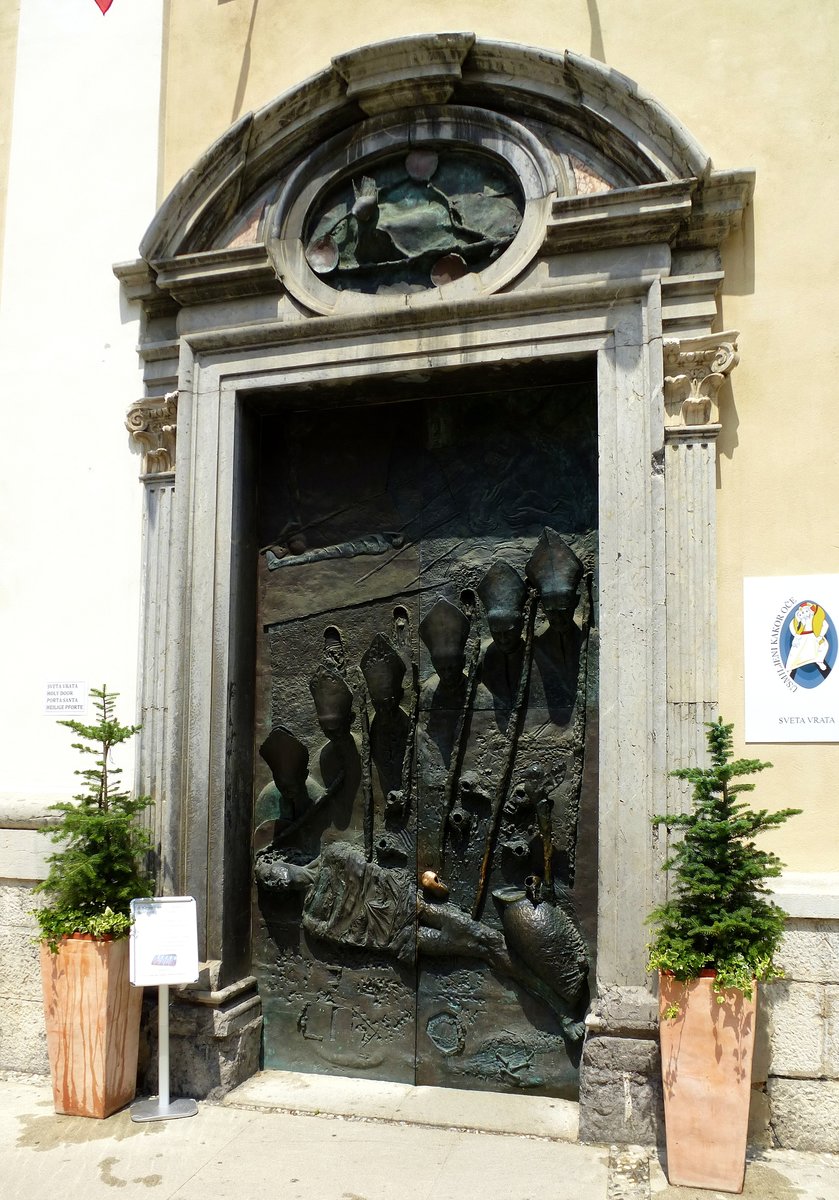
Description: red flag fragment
94,0,114,13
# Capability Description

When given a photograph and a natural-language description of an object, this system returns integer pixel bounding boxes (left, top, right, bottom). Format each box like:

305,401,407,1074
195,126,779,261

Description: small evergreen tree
34,685,153,950
647,717,800,998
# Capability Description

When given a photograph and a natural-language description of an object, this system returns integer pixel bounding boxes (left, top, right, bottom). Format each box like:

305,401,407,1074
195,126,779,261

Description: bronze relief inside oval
304,147,525,295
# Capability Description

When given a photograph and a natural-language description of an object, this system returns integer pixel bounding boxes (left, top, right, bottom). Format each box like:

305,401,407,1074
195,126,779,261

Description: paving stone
607,1145,651,1200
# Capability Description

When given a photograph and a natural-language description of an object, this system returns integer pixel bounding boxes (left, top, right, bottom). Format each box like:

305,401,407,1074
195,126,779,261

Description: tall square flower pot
658,972,756,1193
40,936,143,1118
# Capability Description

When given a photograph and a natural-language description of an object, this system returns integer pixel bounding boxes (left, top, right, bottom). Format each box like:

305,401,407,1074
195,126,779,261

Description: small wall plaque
44,680,87,717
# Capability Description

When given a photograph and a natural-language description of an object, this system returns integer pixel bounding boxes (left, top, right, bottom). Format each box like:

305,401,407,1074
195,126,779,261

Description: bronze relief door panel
252,370,598,1096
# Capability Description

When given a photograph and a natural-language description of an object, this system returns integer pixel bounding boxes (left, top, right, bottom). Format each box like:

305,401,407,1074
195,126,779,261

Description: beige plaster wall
161,1,839,872
714,10,839,873
0,0,21,306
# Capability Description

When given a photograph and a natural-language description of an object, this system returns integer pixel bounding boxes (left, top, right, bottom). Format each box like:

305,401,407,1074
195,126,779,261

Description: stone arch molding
133,33,752,313
118,35,754,1135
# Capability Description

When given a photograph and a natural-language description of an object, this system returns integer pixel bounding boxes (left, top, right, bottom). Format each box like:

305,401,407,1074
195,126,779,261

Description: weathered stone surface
771,873,839,921
586,986,658,1036
765,979,824,1078
775,919,839,983
579,1035,661,1145
0,996,48,1074
747,1084,772,1147
0,830,50,881
751,992,771,1084
0,881,41,927
0,926,41,999
139,989,262,1102
767,1077,839,1152
824,985,839,1079
332,33,475,116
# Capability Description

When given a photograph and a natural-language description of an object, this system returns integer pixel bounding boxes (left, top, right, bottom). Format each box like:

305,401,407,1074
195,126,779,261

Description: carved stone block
139,985,262,1103
776,919,839,984
332,34,475,115
578,1034,662,1145
125,392,177,476
767,1077,839,1152
765,978,825,1078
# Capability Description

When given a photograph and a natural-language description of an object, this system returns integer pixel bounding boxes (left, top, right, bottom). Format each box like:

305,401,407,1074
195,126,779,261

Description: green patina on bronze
250,364,599,1098
305,148,524,293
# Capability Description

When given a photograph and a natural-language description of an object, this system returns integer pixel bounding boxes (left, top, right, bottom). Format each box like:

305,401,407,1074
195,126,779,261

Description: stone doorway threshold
223,1070,579,1142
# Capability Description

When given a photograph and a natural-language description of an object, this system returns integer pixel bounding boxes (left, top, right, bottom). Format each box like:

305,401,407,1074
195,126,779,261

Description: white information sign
130,897,199,987
743,575,839,743
44,680,87,717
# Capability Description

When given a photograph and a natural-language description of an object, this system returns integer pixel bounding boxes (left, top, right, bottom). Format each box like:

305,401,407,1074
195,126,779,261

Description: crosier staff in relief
473,586,538,919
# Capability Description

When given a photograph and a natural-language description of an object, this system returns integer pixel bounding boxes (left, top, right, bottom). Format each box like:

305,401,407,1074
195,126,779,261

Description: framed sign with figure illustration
744,575,839,742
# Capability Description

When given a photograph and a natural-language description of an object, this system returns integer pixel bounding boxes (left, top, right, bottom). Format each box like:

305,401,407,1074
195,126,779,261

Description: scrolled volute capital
663,331,739,439
126,392,178,476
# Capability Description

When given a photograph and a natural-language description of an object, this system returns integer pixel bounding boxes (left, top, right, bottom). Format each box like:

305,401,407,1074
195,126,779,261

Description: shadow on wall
721,197,756,298
225,2,611,121
231,0,260,124
714,196,755,471
587,0,606,62
715,377,740,473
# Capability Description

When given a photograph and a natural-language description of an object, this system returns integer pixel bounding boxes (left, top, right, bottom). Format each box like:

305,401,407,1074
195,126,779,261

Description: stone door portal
123,31,750,1130
251,361,598,1096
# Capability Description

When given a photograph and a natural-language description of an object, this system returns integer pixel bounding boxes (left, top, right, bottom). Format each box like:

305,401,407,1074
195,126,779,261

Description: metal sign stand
128,897,200,1123
131,983,198,1122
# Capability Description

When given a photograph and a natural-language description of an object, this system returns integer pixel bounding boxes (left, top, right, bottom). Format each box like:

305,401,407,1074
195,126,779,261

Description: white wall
0,0,163,812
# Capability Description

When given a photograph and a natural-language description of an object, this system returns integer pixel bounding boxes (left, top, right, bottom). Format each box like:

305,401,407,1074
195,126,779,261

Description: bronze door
252,368,597,1096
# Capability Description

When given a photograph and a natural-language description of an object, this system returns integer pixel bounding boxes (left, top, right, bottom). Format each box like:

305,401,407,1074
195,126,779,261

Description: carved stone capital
126,392,178,476
663,331,739,440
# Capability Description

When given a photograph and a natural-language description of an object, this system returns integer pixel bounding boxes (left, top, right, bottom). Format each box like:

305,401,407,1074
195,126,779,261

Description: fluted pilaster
663,332,739,814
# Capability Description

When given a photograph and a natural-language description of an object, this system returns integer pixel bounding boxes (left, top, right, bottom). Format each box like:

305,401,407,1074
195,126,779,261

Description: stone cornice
663,331,739,440
126,392,178,475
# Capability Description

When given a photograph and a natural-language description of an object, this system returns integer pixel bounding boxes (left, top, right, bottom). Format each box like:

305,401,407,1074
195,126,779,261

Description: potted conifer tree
647,717,800,1193
34,685,152,1118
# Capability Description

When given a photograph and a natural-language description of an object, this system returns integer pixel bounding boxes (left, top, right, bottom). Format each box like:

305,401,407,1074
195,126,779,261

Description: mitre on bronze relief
419,597,469,660
525,527,584,612
309,665,354,724
477,560,527,632
259,725,309,788
361,633,406,697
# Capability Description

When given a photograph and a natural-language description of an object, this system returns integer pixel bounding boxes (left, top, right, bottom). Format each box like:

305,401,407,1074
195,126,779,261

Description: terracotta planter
40,936,142,1118
658,971,756,1193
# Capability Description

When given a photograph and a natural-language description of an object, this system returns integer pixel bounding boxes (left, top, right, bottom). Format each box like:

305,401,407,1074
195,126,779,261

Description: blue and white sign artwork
744,575,839,742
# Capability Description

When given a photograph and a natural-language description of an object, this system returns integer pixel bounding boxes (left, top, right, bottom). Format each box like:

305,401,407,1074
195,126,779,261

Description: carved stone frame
120,34,750,1130
268,106,557,316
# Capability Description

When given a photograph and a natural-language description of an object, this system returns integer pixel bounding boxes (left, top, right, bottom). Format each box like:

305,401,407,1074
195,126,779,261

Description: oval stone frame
268,106,558,316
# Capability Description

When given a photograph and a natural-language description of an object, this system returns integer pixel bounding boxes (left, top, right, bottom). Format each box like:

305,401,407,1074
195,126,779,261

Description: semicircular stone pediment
133,34,751,313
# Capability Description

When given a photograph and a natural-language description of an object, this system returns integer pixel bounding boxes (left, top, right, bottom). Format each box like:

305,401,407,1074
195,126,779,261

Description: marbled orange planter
40,936,142,1118
659,972,756,1193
